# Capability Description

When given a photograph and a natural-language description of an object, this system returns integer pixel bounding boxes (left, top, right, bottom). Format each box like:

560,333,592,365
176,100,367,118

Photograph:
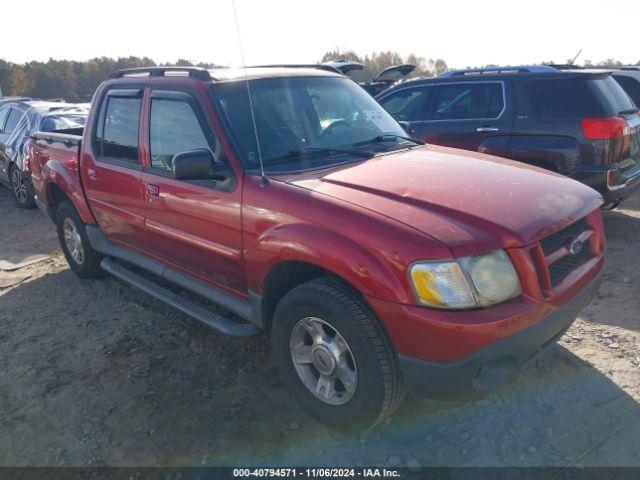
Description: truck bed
30,128,83,147
28,129,84,219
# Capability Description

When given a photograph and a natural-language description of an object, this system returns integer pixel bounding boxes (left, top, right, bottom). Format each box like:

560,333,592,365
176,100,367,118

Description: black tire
56,201,103,278
272,277,405,430
10,165,35,209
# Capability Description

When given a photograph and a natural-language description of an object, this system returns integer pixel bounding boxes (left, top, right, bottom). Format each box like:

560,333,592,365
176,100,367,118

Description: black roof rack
248,64,342,74
575,65,640,71
546,64,640,71
544,64,584,70
439,65,558,78
109,66,212,81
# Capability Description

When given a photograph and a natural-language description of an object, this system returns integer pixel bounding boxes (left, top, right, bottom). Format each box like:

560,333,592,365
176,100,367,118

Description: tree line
321,50,449,81
1,53,637,103
0,57,219,102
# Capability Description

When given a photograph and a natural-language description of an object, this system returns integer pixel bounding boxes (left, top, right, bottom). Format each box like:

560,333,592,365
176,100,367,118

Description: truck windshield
210,76,408,171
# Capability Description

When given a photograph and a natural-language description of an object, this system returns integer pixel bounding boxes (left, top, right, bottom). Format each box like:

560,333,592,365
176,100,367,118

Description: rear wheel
56,201,103,278
10,165,35,209
272,277,405,430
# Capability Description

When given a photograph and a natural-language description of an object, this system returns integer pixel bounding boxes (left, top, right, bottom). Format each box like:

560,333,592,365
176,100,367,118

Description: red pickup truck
28,66,605,429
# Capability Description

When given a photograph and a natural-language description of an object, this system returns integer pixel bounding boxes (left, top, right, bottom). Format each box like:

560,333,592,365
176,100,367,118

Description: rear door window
379,86,432,121
431,83,504,120
96,96,142,163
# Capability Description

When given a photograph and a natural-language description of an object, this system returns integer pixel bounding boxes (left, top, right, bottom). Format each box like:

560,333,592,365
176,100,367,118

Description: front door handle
87,168,97,180
477,127,500,132
146,183,160,197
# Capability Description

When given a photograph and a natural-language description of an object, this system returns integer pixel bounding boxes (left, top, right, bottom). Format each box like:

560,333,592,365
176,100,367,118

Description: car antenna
231,0,268,187
568,48,583,66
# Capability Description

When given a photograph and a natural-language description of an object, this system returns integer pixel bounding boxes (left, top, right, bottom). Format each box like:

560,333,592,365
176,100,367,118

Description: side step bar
85,225,264,328
101,258,260,338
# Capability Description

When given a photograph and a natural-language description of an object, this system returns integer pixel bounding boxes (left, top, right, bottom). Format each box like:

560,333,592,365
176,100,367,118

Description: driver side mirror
172,149,226,181
398,121,410,134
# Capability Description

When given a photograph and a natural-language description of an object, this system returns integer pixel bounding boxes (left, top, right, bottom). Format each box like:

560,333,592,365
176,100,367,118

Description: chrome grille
540,218,589,257
540,218,593,287
548,238,592,285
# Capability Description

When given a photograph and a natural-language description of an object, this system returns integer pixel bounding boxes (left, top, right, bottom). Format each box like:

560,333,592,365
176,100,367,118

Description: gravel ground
0,186,638,469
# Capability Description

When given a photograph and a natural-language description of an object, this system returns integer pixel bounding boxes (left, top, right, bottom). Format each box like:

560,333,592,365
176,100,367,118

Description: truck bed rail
31,130,83,147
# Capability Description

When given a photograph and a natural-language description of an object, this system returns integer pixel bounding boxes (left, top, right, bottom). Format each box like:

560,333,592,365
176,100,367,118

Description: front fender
43,159,95,225
246,223,414,304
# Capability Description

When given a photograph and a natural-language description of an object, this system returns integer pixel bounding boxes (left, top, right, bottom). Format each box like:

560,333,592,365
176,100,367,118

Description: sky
3,0,639,68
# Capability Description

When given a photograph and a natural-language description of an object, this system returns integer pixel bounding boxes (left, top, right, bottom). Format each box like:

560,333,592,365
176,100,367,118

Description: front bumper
398,271,602,398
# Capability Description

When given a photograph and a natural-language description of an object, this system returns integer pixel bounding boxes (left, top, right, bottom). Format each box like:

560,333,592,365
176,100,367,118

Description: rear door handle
87,168,97,180
146,183,160,197
477,127,500,132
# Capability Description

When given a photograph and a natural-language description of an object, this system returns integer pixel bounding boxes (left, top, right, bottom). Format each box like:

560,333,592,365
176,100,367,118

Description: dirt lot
0,186,639,469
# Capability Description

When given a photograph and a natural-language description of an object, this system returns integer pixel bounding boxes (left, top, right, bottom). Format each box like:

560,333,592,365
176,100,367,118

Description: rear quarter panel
509,78,610,177
502,134,581,174
29,137,95,224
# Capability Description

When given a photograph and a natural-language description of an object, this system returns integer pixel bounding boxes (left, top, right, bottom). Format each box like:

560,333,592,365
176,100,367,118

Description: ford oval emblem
569,239,584,255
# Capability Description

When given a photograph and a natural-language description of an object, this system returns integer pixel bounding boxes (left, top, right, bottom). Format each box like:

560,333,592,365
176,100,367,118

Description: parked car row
326,62,640,208
0,99,88,207
25,65,608,429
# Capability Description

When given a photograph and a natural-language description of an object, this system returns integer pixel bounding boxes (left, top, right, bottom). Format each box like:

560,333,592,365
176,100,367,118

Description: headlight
410,250,521,309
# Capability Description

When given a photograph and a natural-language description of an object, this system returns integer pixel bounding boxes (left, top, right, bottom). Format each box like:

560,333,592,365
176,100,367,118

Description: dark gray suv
377,65,640,208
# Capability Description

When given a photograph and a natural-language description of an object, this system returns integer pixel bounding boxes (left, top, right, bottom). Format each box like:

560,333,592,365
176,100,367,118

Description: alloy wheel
11,168,28,204
63,217,85,265
289,316,358,405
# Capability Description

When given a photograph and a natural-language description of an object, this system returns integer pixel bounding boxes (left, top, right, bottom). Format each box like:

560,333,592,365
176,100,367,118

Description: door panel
142,174,244,291
82,157,146,245
141,91,244,292
81,89,147,248
0,106,26,183
417,81,514,152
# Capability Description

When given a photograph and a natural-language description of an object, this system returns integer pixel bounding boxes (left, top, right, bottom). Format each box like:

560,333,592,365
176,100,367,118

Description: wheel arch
43,167,95,224
48,183,71,211
249,224,412,333
259,260,357,333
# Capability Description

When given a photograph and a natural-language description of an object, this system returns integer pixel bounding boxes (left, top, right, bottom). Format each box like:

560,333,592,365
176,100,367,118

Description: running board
85,225,263,327
100,258,260,337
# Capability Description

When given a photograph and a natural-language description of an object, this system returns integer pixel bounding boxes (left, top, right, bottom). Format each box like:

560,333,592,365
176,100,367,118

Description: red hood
275,145,603,256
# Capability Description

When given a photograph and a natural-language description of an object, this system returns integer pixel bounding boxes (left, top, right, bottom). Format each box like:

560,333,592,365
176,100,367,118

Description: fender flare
246,223,413,304
43,160,95,224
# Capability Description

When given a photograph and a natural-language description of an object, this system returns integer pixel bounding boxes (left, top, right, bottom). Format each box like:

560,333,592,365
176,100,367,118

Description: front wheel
272,278,405,430
10,165,35,209
56,201,103,278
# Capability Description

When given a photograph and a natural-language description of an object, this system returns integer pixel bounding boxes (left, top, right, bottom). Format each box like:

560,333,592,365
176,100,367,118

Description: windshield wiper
619,108,640,115
265,147,375,165
352,134,425,148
